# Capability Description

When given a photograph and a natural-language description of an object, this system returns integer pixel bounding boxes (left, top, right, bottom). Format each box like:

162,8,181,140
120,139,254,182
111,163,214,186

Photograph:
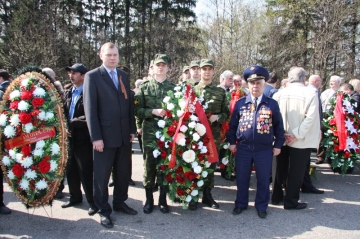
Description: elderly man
218,70,234,92
263,72,278,98
227,65,284,219
272,67,320,210
232,74,243,91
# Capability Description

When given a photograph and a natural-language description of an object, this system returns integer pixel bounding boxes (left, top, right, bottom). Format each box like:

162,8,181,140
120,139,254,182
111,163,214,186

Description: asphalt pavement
1,140,359,239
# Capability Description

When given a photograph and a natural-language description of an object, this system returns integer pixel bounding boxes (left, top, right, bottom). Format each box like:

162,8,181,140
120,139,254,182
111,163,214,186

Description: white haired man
218,70,234,92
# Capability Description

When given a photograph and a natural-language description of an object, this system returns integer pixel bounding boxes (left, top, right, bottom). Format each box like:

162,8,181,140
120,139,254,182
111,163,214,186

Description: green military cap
150,60,154,67
182,66,190,73
200,59,214,68
153,54,169,65
189,60,200,68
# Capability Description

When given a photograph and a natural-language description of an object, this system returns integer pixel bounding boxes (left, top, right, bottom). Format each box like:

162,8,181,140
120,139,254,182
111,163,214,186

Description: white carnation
50,160,58,172
223,143,229,149
18,100,29,111
21,156,33,168
182,150,196,163
168,154,172,161
33,149,44,157
155,131,162,139
9,114,20,126
37,110,46,120
153,149,161,158
165,141,170,148
177,110,184,117
200,146,208,154
175,133,186,146
174,92,182,98
20,179,29,190
190,190,198,196
0,114,7,126
4,125,16,138
24,169,37,180
179,99,187,110
185,195,192,202
201,171,208,178
163,96,171,103
51,143,60,155
191,162,198,168
2,156,11,166
198,141,204,149
33,87,46,97
160,136,165,142
15,153,23,162
195,123,206,136
157,120,166,128
190,115,198,121
180,125,188,133
222,157,229,165
193,133,200,142
21,79,30,87
197,180,204,187
188,121,196,128
194,165,202,174
9,90,20,100
36,140,45,149
174,86,182,91
25,123,34,133
7,171,15,180
35,179,48,190
9,150,16,159
205,161,211,168
167,103,175,111
45,112,54,120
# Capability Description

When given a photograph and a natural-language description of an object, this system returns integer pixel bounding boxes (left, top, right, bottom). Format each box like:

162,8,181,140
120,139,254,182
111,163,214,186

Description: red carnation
158,165,166,171
178,149,183,156
10,101,19,109
12,164,24,177
160,150,167,159
198,154,204,160
43,155,51,161
22,145,32,157
165,174,173,183
172,120,178,127
157,140,165,149
176,188,185,196
192,183,197,188
31,98,45,108
166,110,172,118
183,112,191,121
176,176,186,184
19,112,32,124
167,126,175,137
334,145,340,152
175,166,183,174
329,119,336,126
20,90,33,100
185,138,191,144
167,141,173,148
220,164,226,169
38,160,51,174
344,151,351,159
184,172,197,180
356,148,360,153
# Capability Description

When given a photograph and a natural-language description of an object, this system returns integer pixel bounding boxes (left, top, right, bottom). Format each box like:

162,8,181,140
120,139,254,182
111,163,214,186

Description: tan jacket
273,82,321,149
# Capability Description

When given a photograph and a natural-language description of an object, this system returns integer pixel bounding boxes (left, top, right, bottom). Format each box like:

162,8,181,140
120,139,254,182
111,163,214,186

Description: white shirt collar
251,94,263,103
103,65,117,76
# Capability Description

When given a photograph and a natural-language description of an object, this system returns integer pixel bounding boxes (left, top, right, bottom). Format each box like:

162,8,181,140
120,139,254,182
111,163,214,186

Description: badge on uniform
256,106,272,134
134,98,139,105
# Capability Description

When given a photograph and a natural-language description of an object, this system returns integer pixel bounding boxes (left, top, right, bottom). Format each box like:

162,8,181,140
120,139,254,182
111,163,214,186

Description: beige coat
273,82,321,149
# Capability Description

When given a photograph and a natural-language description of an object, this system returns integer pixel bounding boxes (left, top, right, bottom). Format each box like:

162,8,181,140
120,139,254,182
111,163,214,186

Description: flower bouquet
0,68,68,207
321,92,360,175
151,84,216,209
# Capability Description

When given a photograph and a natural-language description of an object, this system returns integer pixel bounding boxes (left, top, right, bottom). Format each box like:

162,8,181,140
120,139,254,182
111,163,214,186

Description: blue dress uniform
227,66,285,217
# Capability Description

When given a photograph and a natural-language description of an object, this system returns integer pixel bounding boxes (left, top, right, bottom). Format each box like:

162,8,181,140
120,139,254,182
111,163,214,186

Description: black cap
0,69,10,80
65,63,88,74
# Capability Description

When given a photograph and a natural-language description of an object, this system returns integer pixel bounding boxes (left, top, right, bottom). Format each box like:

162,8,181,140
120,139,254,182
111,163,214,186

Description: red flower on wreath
12,164,24,177
176,188,185,196
175,166,183,174
176,176,186,184
20,90,33,100
191,142,198,150
219,164,226,169
334,145,339,152
38,160,51,174
344,151,351,159
158,165,165,171
165,174,173,183
31,98,45,108
10,101,19,109
329,119,336,126
178,149,183,156
165,110,172,118
198,154,204,160
19,112,32,124
160,150,167,159
22,145,32,157
156,140,165,149
183,112,191,121
184,171,197,180
167,125,175,137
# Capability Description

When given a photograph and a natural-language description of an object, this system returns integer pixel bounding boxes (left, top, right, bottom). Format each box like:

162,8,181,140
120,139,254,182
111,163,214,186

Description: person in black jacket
340,83,360,114
61,63,98,216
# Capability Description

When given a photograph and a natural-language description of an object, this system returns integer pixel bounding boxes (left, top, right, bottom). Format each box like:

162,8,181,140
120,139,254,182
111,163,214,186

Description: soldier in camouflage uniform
134,54,175,214
190,59,230,210
187,60,201,86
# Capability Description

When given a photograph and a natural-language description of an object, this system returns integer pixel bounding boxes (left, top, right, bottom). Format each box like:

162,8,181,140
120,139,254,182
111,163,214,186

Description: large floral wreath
0,70,68,207
321,92,360,175
151,84,215,209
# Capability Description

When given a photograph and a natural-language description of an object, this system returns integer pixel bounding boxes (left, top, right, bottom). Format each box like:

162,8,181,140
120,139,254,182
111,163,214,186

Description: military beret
243,65,269,82
189,60,200,68
200,59,214,68
153,54,169,65
182,66,190,73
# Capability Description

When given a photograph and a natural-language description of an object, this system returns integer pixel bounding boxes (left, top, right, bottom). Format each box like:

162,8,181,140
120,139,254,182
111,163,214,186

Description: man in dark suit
83,42,137,228
61,63,99,215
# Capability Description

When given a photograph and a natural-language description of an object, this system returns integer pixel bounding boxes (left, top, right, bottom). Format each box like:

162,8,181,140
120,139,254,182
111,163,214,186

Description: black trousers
66,141,94,205
272,146,310,208
301,158,316,191
0,169,4,206
93,145,130,216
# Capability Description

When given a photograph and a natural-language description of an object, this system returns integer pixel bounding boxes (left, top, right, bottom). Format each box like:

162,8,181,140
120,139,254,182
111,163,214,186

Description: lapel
99,65,119,92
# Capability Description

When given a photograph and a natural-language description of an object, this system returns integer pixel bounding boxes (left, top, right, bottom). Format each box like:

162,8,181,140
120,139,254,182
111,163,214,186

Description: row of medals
238,104,272,134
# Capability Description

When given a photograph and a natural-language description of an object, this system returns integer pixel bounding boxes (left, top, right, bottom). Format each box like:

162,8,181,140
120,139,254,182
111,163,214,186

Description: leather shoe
129,179,135,186
61,200,82,208
232,207,246,215
221,173,235,181
302,188,324,194
188,200,198,211
100,215,113,228
54,191,64,199
113,202,138,215
257,210,267,218
284,202,307,210
0,205,11,214
271,199,283,205
315,158,324,164
88,205,99,216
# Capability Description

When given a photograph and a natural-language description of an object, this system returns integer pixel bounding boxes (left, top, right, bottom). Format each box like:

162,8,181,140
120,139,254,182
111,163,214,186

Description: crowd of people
1,42,359,228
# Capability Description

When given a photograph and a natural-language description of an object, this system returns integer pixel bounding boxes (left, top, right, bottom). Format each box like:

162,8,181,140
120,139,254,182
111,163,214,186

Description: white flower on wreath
175,133,186,146
190,115,198,121
160,136,165,142
222,157,229,165
191,189,198,196
20,178,29,190
157,120,166,128
198,141,204,149
4,125,16,138
9,150,16,159
180,125,188,133
168,154,172,161
165,141,170,148
33,149,44,157
193,165,202,174
163,96,171,103
7,171,15,180
179,99,187,110
37,110,46,121
223,143,230,149
155,131,162,139
24,169,37,180
182,150,196,163
174,92,182,98
33,87,46,97
36,140,45,149
177,110,184,117
2,156,11,166
21,79,30,87
25,123,34,133
18,100,30,111
51,143,60,155
185,195,192,202
191,161,198,168
9,90,20,100
197,180,204,187
166,103,175,111
10,114,20,126
50,160,58,172
195,123,206,136
205,161,211,168
15,153,23,163
45,112,54,120
201,171,208,178
188,121,196,129
21,156,33,168
0,114,7,126
35,179,48,190
192,133,200,142
153,149,161,158
200,146,208,154
174,86,181,91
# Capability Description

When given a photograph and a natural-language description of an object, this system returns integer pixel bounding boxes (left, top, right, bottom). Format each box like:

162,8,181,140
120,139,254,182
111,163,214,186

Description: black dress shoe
54,191,64,199
113,202,138,215
0,205,11,214
188,200,198,211
284,202,307,210
129,179,135,186
221,173,235,181
257,210,267,218
100,215,113,228
232,207,246,215
61,200,82,208
302,188,324,194
108,181,114,187
271,199,283,205
88,206,99,216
